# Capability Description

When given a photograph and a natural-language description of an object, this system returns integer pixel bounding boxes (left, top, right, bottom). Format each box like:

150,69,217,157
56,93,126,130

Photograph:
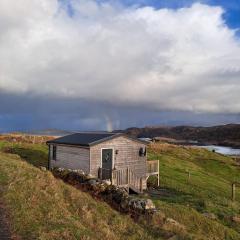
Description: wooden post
140,177,143,192
158,160,160,186
111,169,114,185
126,167,129,184
232,183,236,201
99,167,102,180
188,171,191,181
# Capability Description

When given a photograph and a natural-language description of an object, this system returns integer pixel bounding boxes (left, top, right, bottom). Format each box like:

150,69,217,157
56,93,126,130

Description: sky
0,0,240,132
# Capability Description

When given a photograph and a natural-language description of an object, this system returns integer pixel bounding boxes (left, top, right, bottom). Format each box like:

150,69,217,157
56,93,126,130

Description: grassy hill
0,152,157,240
148,143,240,239
1,139,240,239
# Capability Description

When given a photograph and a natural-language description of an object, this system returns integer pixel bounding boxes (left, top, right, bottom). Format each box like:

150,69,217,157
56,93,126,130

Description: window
139,147,147,157
52,145,57,160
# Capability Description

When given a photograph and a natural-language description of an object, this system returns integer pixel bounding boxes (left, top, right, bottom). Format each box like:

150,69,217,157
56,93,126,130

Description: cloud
0,0,240,116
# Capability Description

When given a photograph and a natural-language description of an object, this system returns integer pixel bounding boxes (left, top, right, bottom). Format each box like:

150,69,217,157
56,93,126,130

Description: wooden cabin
47,132,159,192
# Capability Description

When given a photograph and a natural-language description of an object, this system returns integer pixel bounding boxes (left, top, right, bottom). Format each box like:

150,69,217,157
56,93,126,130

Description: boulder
128,198,156,212
144,199,155,210
129,199,144,211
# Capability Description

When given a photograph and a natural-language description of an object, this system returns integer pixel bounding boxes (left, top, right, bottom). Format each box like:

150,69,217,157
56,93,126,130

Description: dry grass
0,152,158,240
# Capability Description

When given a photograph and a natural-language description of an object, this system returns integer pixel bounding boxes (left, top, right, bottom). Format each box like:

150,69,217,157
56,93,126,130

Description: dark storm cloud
1,92,239,132
0,0,240,131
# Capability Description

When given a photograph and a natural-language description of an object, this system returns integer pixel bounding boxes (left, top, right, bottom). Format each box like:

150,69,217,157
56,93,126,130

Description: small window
52,146,57,160
139,147,147,157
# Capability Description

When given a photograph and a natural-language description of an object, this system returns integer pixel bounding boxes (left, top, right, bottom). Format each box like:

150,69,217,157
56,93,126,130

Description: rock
73,169,85,175
144,199,155,210
39,166,47,171
87,179,98,185
165,218,186,231
97,183,108,193
101,179,111,185
202,212,217,220
112,187,129,204
128,198,156,212
232,215,240,223
85,174,95,180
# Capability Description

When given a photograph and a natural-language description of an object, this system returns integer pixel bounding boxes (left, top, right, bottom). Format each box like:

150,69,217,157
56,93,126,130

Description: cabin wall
49,144,90,173
90,136,147,188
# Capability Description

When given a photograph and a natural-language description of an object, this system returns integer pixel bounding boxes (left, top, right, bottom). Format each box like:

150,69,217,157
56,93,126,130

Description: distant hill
21,129,73,136
120,124,240,147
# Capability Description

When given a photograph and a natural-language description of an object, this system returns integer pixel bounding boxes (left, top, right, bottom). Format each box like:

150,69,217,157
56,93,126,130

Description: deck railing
111,168,143,192
98,160,160,191
147,160,159,175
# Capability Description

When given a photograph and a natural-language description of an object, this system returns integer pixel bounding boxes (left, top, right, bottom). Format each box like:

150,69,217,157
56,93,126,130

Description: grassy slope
0,152,157,240
0,141,48,168
148,143,240,239
1,140,240,239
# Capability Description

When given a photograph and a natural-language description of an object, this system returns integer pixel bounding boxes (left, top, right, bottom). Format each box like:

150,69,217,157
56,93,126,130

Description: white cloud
0,0,240,113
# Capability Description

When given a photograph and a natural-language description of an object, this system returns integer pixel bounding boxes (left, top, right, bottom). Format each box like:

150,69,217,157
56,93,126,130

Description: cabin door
101,149,113,180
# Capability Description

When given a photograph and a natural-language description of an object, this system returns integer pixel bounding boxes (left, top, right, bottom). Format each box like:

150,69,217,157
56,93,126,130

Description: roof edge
89,133,149,146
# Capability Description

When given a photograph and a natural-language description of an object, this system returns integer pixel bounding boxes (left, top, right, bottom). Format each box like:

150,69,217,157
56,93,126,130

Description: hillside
1,140,240,239
121,124,240,147
0,152,158,240
148,143,240,239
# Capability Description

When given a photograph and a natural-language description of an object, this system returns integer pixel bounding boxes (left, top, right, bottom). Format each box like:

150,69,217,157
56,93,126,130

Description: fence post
187,171,191,181
232,183,236,201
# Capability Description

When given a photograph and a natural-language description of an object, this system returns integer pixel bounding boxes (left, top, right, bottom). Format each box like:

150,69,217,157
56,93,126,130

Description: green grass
148,143,240,239
0,152,159,240
1,139,240,239
0,141,48,168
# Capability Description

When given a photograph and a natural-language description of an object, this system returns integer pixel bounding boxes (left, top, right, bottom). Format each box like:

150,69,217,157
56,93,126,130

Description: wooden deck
112,168,143,192
99,160,160,192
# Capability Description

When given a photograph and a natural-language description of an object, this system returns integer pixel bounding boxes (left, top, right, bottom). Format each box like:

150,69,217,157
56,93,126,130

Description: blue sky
0,0,240,132
62,0,240,29
133,0,240,29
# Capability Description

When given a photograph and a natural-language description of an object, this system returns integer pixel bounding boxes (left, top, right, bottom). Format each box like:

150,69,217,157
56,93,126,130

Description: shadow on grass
148,187,207,212
3,146,48,168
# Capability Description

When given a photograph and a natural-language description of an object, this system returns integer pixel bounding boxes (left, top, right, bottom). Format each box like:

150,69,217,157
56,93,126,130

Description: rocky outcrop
52,168,156,215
